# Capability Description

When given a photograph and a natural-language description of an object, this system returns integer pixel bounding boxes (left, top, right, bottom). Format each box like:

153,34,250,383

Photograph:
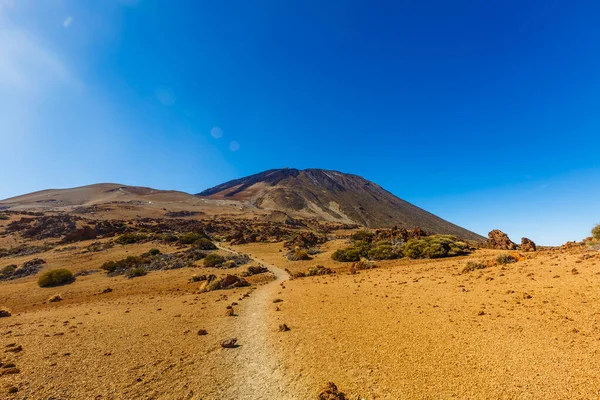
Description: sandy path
217,246,298,400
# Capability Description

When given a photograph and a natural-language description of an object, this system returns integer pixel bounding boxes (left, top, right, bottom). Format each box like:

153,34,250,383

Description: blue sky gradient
1,0,599,245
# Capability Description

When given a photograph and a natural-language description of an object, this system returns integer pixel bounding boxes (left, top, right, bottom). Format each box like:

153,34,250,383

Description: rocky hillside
198,168,484,241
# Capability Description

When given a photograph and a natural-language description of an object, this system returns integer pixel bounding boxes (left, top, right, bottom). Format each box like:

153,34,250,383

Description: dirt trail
217,246,298,400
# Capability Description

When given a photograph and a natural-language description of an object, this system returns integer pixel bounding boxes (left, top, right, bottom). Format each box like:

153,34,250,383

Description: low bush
38,269,75,287
160,233,179,243
192,238,217,250
306,265,333,276
101,255,144,273
115,233,148,245
496,254,516,264
404,235,467,259
351,230,374,242
287,248,312,261
331,241,371,262
126,267,147,278
350,258,376,274
461,261,486,274
0,214,9,220
204,253,225,267
180,232,206,245
367,243,403,260
242,265,269,276
593,224,600,241
189,274,210,283
148,248,161,256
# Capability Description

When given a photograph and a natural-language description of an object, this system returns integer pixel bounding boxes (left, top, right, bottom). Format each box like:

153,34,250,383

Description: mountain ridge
198,168,484,241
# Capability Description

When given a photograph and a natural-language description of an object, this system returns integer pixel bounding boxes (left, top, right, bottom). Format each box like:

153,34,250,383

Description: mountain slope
198,168,484,240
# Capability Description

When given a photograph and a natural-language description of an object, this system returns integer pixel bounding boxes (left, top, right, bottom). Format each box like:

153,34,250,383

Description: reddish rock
521,237,537,252
60,226,97,243
487,230,517,250
317,382,346,400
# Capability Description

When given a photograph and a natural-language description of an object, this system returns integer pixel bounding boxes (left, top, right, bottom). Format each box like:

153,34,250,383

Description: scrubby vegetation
351,230,375,242
333,234,463,262
286,248,312,261
461,261,486,274
204,253,226,267
115,233,148,245
367,241,403,260
38,269,75,287
126,267,147,278
331,241,371,262
242,265,269,276
349,258,376,274
148,248,161,256
403,235,467,259
593,224,600,241
0,214,9,220
307,265,333,276
180,232,206,245
101,249,206,277
0,244,53,258
192,237,217,250
496,254,517,264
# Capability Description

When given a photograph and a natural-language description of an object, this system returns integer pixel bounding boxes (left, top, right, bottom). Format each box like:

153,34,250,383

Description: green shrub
306,265,333,276
287,249,312,261
404,235,467,259
148,248,161,256
38,269,75,287
351,230,374,242
192,238,217,250
126,267,147,278
0,214,8,220
496,254,516,264
101,255,144,273
115,233,148,245
180,232,205,245
161,233,179,243
367,244,403,260
331,241,371,262
0,264,17,278
461,261,486,274
203,253,225,267
593,224,600,241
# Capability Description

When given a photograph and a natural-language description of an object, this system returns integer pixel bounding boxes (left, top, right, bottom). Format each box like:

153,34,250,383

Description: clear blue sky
1,0,599,245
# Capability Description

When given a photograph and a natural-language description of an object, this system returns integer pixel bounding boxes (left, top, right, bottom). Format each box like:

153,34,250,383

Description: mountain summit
198,168,483,240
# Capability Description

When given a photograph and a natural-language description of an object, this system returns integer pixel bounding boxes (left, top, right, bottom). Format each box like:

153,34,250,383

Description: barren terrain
0,205,598,399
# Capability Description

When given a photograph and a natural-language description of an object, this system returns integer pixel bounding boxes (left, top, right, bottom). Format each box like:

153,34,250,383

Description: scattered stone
220,338,238,348
0,309,11,318
7,386,18,393
273,298,283,303
201,275,250,292
5,345,22,353
48,294,63,303
242,265,269,277
101,288,113,294
279,323,290,332
1,368,20,376
225,308,235,317
317,382,347,400
197,329,208,336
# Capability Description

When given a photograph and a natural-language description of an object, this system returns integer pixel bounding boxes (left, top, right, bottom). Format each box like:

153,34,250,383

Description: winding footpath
217,245,297,399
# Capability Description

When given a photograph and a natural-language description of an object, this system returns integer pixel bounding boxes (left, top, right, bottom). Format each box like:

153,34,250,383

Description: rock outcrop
487,230,517,250
521,237,537,252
